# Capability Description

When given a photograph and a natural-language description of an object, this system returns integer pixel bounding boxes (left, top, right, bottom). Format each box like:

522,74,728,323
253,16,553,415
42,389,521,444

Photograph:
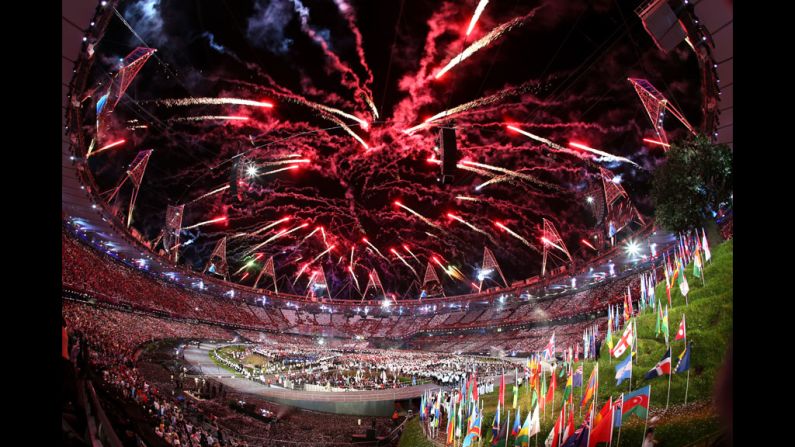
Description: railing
84,380,123,447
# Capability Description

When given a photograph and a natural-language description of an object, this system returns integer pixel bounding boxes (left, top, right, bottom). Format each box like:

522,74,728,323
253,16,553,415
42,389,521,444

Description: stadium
61,1,733,446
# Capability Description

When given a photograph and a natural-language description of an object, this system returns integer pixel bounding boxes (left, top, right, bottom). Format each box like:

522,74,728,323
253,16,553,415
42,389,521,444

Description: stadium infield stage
183,342,477,417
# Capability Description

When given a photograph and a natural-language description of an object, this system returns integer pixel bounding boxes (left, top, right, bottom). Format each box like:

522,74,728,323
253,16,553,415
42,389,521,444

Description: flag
562,425,588,447
515,405,535,447
542,333,555,360
675,342,692,374
489,401,500,446
573,365,583,388
530,387,538,411
544,406,564,447
675,314,686,341
447,400,456,445
513,382,519,410
588,398,614,447
420,393,426,420
606,309,614,350
678,259,689,297
546,368,557,404
610,320,634,358
471,373,479,402
644,348,672,380
613,395,623,428
462,411,482,447
702,228,711,262
580,366,597,408
563,368,573,402
529,404,540,438
662,306,670,346
621,385,650,420
499,371,506,407
655,300,662,337
614,352,633,386
512,406,521,436
693,244,703,278
591,397,613,431
561,404,574,445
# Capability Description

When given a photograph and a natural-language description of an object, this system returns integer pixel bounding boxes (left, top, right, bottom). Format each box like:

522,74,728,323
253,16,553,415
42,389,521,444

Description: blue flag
675,342,692,374
614,353,633,386
573,365,583,388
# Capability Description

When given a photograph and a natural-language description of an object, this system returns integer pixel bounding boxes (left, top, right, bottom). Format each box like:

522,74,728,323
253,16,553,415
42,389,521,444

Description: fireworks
455,195,483,202
475,175,512,190
246,223,308,255
395,201,443,231
170,115,249,122
154,97,274,108
494,221,537,252
402,244,421,264
187,184,230,204
349,264,360,291
580,239,597,251
643,138,671,148
568,141,640,167
239,217,291,238
447,212,496,244
435,12,532,79
362,237,389,261
182,216,227,230
262,165,300,176
461,160,558,191
258,158,311,167
465,0,490,36
312,244,336,263
391,248,419,278
90,139,126,156
541,236,565,252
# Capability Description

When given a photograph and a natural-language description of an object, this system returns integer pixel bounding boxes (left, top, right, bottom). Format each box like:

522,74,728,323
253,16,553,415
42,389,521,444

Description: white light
586,196,594,204
571,277,576,288
246,165,258,178
91,204,97,209
382,299,391,308
101,1,107,6
90,22,95,27
83,37,87,42
624,240,641,257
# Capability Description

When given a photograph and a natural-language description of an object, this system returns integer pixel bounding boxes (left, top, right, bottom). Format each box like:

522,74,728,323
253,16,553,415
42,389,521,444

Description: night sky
85,0,702,297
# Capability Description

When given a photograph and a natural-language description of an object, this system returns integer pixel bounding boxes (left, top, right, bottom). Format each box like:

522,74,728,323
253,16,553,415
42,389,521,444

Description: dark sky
84,0,702,297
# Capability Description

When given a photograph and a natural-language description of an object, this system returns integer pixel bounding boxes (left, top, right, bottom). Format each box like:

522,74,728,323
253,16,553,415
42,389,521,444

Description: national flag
580,366,597,408
655,300,662,337
573,365,583,388
613,395,623,428
529,404,540,438
675,342,692,374
591,397,613,430
456,400,465,438
632,318,639,359
540,371,547,411
511,406,521,436
606,309,614,350
702,228,711,262
563,368,573,402
561,403,575,445
545,368,557,404
515,405,535,447
542,333,555,360
644,348,672,380
420,393,426,420
664,261,672,306
462,411,482,447
497,371,505,407
610,320,634,358
675,314,686,341
693,244,703,278
544,405,564,447
447,400,456,445
471,373,479,402
662,306,670,346
489,401,500,446
588,398,614,447
513,381,519,409
614,352,633,386
677,258,689,297
561,425,588,447
621,385,650,420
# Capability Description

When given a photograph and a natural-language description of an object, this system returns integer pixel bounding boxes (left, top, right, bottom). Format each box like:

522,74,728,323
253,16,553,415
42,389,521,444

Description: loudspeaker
637,0,686,53
439,127,457,185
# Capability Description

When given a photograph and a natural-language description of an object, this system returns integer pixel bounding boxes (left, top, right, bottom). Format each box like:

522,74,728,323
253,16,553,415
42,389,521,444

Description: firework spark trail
262,165,300,175
258,159,311,167
391,248,419,279
569,142,640,167
495,221,539,253
362,238,389,261
90,139,126,156
425,232,441,240
153,97,273,108
541,237,565,253
404,80,540,133
427,157,497,179
507,124,586,155
247,217,291,237
312,244,336,263
447,212,497,244
320,227,330,249
465,0,490,36
395,201,443,231
581,239,597,251
187,184,230,204
291,0,373,112
294,263,311,285
246,223,308,255
461,160,561,191
435,11,535,79
301,227,321,242
170,115,249,122
182,216,226,230
349,265,360,291
332,0,379,119
455,195,483,202
402,244,421,264
475,175,512,190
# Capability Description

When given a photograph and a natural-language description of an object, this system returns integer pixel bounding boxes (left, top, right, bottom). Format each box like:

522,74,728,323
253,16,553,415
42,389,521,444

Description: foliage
651,135,732,232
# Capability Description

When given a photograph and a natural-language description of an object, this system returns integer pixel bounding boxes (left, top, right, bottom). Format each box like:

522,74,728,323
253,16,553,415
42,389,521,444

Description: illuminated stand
421,263,445,298
203,237,229,281
254,256,278,293
600,167,645,245
541,218,573,277
628,77,695,148
478,247,508,292
102,149,153,227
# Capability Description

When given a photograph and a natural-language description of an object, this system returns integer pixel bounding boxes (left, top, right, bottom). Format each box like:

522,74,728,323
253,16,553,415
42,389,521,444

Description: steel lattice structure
628,78,696,148
97,47,156,135
480,246,508,289
203,237,229,279
254,256,278,292
103,149,153,227
541,218,573,276
362,269,386,301
421,263,444,298
163,204,184,263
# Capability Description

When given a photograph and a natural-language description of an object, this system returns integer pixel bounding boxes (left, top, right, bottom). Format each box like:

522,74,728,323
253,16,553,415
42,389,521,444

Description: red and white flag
675,314,687,341
610,321,634,358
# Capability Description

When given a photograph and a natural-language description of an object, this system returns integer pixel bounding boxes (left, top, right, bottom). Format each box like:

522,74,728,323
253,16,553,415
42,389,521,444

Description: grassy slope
402,239,732,447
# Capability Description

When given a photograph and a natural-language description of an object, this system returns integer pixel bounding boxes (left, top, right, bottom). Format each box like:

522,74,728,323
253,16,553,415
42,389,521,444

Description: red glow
580,239,597,251
643,138,671,148
362,237,368,243
261,100,274,108
390,248,398,254
94,139,127,154
569,141,594,152
394,201,402,206
402,244,410,250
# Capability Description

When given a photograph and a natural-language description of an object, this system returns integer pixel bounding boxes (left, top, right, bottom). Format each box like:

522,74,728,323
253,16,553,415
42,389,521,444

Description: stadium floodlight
477,268,493,282
650,243,657,257
624,239,641,258
586,196,594,204
381,299,392,308
246,165,258,178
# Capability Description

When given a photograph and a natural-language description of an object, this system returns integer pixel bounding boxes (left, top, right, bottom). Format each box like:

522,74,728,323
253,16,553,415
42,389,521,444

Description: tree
651,135,732,232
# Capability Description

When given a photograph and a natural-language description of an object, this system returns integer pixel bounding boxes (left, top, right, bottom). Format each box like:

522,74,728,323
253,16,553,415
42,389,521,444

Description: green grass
398,417,436,447
401,240,732,447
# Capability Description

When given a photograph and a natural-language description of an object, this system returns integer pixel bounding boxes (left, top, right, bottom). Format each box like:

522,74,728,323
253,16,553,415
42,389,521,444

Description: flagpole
504,410,510,447
616,393,624,447
642,385,652,447
665,359,672,410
